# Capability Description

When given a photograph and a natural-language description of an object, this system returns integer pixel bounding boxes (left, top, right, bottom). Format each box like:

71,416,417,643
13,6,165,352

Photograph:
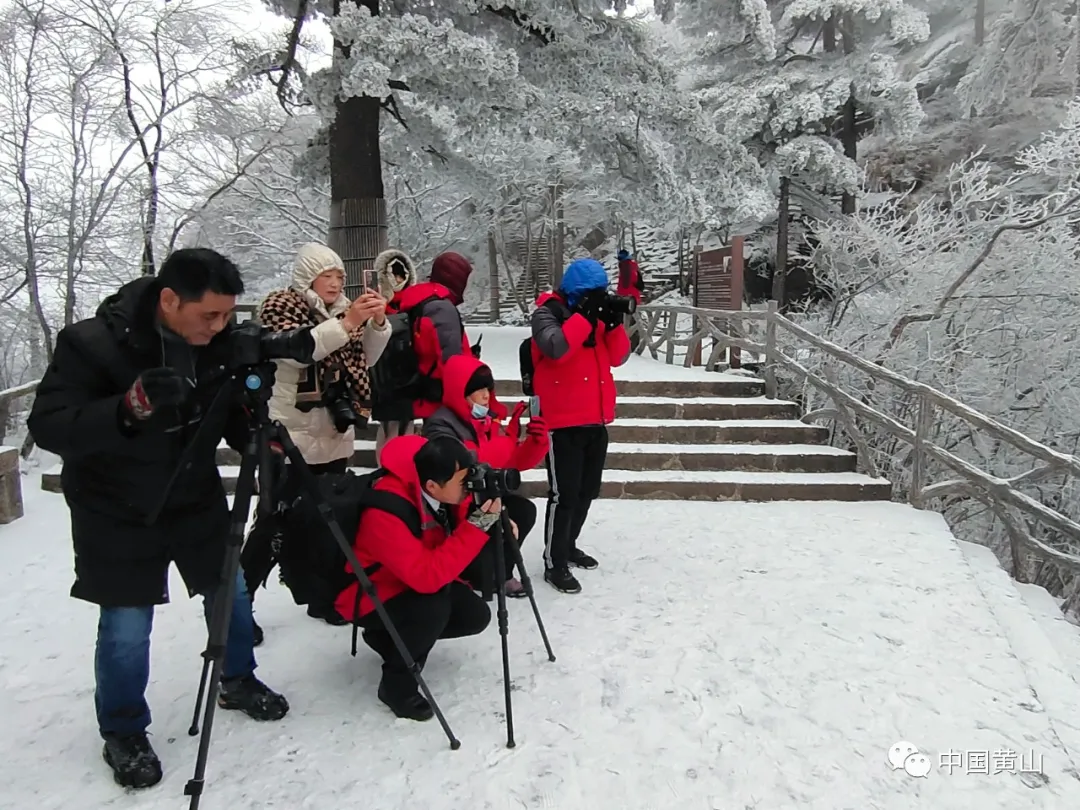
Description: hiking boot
217,675,289,721
307,603,347,626
545,566,581,594
504,577,528,598
378,682,434,722
569,549,599,570
102,732,162,789
252,618,264,647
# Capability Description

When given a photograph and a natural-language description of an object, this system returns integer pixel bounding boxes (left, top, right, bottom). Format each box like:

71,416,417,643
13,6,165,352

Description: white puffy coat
260,267,391,466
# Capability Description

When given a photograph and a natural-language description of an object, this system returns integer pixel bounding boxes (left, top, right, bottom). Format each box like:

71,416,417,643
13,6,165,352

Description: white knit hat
291,242,344,293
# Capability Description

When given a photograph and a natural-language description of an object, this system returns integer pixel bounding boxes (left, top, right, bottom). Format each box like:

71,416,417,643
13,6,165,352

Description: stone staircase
198,374,891,502
38,373,891,501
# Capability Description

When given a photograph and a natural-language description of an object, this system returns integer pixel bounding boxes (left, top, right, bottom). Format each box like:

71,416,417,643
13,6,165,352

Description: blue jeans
93,567,257,737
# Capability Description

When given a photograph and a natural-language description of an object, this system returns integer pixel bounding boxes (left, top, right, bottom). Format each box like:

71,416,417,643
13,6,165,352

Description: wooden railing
629,302,1080,605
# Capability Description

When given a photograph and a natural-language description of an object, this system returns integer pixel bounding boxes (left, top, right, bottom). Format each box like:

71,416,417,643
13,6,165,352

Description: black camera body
464,462,521,501
605,292,637,316
227,320,316,369
322,378,363,434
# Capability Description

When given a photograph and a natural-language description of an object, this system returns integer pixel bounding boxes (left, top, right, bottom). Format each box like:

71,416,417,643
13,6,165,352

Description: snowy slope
1,488,1078,809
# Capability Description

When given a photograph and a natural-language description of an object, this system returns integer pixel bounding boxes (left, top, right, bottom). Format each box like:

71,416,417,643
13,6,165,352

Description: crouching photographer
240,243,390,641
26,249,298,791
335,435,497,721
422,354,548,598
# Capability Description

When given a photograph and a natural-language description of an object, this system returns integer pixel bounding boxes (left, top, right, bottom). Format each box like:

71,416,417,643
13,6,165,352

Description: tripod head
145,360,281,526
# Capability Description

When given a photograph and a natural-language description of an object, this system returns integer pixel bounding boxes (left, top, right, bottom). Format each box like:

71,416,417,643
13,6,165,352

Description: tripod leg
271,422,461,749
490,522,515,748
501,512,556,662
184,429,260,809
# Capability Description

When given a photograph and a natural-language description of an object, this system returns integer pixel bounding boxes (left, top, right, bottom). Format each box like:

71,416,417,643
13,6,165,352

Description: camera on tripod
226,320,316,370
464,462,521,501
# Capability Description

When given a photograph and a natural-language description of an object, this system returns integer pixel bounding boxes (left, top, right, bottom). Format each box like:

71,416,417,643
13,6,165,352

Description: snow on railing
632,302,1080,600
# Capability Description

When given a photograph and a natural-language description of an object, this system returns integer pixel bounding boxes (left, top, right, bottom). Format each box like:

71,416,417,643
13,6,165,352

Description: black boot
217,675,290,721
545,566,581,594
569,548,599,570
102,732,162,789
307,603,348,626
377,682,434,722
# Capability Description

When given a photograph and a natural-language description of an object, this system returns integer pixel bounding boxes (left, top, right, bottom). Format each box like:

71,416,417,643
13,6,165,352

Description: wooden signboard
691,235,745,368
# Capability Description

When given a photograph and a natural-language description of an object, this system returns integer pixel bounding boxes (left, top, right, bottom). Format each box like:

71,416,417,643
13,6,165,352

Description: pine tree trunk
773,176,790,308
329,0,387,300
841,16,857,215
488,227,500,321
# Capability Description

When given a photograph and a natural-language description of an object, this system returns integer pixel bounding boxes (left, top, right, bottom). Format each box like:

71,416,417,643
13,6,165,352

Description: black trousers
543,425,609,570
240,457,348,607
459,494,537,590
359,582,491,699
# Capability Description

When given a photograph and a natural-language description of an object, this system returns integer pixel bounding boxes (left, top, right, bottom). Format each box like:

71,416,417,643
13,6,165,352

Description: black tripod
486,504,556,748
182,364,460,810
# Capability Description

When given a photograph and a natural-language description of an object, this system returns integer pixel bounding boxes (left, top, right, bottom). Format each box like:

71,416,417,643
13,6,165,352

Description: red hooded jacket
422,354,549,471
388,281,472,419
528,292,631,431
616,258,644,304
334,434,489,620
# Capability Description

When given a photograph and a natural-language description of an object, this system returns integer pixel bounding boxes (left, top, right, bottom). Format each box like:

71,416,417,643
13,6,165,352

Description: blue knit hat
558,258,608,307
617,249,631,261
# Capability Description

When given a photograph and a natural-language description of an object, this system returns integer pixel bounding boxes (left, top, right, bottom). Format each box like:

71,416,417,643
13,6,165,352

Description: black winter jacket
27,277,253,604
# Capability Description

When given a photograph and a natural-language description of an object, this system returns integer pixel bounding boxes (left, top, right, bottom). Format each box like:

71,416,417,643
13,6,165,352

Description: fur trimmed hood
374,248,416,300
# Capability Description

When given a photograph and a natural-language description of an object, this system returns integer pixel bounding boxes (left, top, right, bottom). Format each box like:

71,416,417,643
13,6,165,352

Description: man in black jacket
28,249,291,791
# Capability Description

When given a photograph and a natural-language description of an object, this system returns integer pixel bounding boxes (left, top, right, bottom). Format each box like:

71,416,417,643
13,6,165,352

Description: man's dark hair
158,248,244,302
414,437,474,486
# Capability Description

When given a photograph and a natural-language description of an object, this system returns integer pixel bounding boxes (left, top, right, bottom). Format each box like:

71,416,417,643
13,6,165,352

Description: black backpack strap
348,485,423,652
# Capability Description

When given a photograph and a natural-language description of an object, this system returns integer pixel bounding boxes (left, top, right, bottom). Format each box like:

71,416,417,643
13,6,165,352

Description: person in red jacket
616,249,645,351
334,434,497,721
529,258,631,594
615,249,645,304
385,251,474,421
422,354,550,596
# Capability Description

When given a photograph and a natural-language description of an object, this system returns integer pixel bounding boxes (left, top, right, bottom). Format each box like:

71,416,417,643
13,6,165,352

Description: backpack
519,298,570,396
278,469,421,613
369,295,470,409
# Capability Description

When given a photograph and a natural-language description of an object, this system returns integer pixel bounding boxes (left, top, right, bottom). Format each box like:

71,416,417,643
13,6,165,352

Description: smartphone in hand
529,395,541,417
361,268,376,293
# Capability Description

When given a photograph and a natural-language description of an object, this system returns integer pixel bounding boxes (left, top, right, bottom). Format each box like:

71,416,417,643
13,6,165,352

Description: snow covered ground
3,486,1079,809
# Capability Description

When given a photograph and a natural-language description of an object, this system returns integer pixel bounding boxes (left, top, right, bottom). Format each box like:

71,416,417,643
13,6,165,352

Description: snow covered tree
253,0,774,297
957,0,1075,116
798,101,1080,605
675,0,929,303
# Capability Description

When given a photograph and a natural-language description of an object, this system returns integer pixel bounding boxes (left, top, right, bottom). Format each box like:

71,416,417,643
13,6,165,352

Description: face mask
470,402,489,419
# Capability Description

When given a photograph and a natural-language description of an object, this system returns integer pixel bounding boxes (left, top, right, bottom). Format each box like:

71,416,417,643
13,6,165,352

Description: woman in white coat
241,243,391,641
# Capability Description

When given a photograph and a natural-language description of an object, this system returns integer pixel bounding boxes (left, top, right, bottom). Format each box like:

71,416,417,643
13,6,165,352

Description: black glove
470,335,483,359
122,367,189,421
598,303,622,331
574,288,606,323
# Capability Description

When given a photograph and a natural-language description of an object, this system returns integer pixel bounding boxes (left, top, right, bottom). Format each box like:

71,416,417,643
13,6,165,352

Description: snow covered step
204,466,891,502
612,395,797,420
605,418,828,445
493,377,765,398
957,541,1080,773
604,442,857,473
215,439,854,473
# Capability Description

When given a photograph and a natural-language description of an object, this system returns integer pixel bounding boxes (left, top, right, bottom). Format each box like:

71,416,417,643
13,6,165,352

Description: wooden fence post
764,300,778,399
911,392,933,507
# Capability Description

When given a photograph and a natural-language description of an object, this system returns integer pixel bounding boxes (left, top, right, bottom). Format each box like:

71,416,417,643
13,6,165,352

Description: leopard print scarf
257,288,372,416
